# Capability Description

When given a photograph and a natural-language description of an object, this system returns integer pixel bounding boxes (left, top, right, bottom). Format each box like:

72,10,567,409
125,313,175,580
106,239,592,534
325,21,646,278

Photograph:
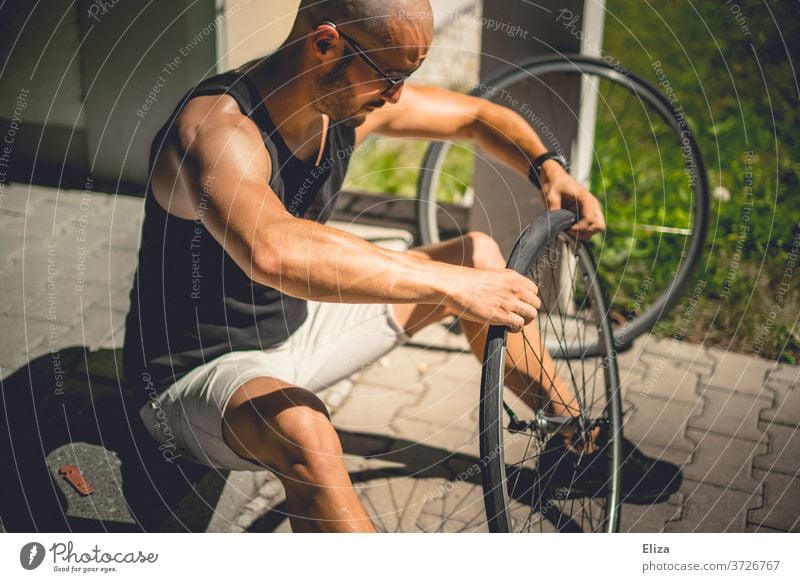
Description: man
123,0,679,532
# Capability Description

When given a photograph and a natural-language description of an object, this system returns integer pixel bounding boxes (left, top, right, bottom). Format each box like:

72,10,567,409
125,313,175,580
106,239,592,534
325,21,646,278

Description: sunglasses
318,20,416,95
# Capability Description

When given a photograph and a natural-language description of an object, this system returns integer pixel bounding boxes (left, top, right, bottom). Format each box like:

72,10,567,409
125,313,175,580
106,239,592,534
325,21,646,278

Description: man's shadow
0,346,224,532
1,346,681,533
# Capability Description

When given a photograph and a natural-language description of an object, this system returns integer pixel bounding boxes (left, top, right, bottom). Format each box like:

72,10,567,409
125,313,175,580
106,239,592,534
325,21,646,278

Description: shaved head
292,0,434,44
275,0,434,126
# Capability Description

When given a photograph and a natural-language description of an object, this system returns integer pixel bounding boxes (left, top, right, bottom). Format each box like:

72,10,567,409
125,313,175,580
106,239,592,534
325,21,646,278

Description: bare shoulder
151,93,270,219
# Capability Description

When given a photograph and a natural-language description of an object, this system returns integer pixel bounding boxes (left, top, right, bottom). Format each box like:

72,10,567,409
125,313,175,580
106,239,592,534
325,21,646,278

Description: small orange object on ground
58,465,95,496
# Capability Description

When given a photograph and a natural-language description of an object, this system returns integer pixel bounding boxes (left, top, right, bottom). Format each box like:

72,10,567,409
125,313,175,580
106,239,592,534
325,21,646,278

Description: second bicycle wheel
479,210,622,532
417,55,709,354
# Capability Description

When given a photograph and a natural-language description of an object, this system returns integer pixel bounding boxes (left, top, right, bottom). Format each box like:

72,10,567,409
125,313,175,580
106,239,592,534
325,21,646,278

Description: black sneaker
536,434,683,504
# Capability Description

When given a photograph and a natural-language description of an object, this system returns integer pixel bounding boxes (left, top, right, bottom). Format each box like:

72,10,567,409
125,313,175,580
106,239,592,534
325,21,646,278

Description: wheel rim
417,55,709,354
480,211,622,532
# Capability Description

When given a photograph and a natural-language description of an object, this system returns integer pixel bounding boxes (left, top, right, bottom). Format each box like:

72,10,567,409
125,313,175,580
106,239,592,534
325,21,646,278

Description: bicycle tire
416,54,709,356
479,210,622,532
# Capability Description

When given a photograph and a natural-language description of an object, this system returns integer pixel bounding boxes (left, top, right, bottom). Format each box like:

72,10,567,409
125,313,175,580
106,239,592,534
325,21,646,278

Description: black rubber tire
416,54,709,355
479,210,622,533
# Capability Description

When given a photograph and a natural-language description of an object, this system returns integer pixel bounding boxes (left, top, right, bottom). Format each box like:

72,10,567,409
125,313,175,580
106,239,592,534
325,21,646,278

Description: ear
311,22,339,59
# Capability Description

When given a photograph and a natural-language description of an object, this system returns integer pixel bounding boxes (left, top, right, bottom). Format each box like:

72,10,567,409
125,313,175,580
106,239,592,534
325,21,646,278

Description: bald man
123,0,679,532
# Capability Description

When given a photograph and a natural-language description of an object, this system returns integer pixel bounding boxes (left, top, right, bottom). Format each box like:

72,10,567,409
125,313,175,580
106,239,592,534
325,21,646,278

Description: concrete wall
222,0,299,70
471,0,605,255
0,0,219,192
0,0,88,187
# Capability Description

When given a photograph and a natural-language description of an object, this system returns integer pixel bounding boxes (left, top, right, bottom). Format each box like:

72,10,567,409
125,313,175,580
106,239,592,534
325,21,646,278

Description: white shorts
138,301,410,471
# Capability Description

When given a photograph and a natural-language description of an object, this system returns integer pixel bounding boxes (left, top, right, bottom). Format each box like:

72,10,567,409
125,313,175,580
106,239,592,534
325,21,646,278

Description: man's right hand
445,267,541,333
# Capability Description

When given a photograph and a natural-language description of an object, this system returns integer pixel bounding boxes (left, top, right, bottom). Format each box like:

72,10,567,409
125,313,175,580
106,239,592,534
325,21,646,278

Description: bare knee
465,231,505,269
224,385,344,488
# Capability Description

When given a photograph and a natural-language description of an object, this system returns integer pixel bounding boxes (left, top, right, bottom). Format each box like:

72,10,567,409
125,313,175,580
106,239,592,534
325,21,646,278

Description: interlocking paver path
1,184,797,532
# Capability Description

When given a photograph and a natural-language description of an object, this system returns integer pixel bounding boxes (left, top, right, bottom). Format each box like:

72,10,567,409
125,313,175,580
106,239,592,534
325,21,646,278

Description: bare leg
223,377,375,532
459,318,580,417
393,232,595,451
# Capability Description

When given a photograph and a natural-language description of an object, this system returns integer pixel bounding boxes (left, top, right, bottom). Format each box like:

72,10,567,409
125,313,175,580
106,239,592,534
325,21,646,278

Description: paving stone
615,334,651,371
2,196,75,236
355,476,443,532
0,313,48,378
747,469,800,532
0,230,27,266
48,443,136,528
636,439,694,468
92,281,134,316
618,365,648,397
624,392,698,451
83,244,138,288
390,417,478,462
761,382,800,427
331,381,423,433
206,470,274,533
318,378,355,412
705,347,773,397
395,356,480,431
642,336,714,374
754,422,800,477
765,363,800,387
62,305,125,352
628,355,702,404
619,494,683,533
689,385,770,441
356,343,448,392
683,428,767,493
0,184,43,213
415,481,488,532
664,481,760,532
371,423,464,482
405,319,472,352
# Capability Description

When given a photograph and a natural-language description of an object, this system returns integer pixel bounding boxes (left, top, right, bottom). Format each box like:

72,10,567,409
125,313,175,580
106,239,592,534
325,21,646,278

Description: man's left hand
539,160,605,240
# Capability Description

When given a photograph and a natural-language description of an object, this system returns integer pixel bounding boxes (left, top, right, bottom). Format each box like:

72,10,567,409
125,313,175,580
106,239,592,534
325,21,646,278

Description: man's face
311,23,430,128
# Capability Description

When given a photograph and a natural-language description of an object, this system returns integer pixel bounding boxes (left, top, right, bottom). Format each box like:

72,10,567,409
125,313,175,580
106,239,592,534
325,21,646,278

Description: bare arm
175,97,539,330
357,84,605,238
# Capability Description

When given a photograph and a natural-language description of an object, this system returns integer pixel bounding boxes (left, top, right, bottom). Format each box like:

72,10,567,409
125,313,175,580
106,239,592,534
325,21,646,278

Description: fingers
570,218,599,240
506,313,526,334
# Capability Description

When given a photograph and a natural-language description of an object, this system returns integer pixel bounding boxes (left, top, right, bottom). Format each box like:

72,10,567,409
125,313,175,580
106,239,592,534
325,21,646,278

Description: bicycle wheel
417,54,709,354
479,210,622,533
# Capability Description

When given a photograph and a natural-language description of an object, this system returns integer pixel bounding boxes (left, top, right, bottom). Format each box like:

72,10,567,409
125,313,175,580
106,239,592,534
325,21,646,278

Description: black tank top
123,71,355,404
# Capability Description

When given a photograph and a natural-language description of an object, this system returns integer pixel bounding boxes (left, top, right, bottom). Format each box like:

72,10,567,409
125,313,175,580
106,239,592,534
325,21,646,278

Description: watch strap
528,150,569,188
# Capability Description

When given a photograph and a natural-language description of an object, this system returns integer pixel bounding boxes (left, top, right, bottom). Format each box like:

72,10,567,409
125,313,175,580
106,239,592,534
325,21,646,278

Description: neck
246,52,322,147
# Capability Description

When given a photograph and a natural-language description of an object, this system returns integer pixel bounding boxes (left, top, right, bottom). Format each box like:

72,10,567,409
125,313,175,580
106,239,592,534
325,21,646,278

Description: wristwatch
528,150,569,189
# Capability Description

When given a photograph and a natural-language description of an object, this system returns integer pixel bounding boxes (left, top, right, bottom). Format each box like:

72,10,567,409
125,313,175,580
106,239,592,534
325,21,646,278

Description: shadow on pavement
0,347,223,532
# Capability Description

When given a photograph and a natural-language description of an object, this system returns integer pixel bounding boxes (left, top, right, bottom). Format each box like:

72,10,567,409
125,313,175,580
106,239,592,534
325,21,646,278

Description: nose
382,80,404,104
